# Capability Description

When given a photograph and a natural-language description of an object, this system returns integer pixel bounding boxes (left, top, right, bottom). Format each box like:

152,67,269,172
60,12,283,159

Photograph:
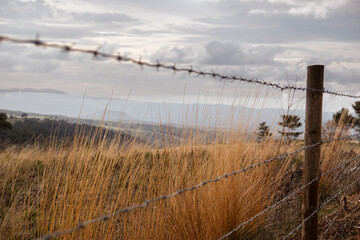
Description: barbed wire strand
322,190,360,235
36,136,354,240
217,153,360,240
282,176,360,240
0,35,359,99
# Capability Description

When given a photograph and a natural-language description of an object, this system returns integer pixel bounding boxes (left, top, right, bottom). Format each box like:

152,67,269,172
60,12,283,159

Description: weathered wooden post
302,65,324,240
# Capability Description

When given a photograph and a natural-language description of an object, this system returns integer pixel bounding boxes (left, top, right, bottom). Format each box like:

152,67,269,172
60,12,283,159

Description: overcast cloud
0,0,359,112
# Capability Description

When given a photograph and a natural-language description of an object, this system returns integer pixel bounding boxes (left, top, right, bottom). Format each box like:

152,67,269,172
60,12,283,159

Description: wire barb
116,54,122,62
0,34,359,98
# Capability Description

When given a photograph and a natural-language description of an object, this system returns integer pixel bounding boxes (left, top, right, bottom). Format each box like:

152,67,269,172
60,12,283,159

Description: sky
0,0,359,113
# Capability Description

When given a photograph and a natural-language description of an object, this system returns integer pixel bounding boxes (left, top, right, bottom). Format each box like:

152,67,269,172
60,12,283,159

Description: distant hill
0,88,66,94
0,109,208,147
0,109,76,122
0,116,138,146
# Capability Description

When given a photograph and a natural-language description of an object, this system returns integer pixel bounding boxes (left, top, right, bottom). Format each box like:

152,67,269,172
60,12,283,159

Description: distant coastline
0,88,67,95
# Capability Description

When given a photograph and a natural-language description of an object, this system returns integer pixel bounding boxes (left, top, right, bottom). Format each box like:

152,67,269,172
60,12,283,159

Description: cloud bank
0,0,359,109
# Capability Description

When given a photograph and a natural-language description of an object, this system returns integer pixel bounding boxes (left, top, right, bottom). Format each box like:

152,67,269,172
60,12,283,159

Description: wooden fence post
302,65,324,240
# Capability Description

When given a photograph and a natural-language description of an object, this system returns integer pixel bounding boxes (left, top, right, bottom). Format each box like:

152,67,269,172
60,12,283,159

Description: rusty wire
0,34,359,99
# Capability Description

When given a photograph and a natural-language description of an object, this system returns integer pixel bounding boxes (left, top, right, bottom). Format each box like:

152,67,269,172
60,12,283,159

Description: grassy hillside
0,119,359,239
0,109,238,148
0,109,203,146
0,114,136,146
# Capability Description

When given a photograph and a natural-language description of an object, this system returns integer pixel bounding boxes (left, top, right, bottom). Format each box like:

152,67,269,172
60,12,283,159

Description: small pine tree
332,108,358,128
255,122,272,142
352,101,360,117
278,114,302,141
352,101,360,133
324,108,359,138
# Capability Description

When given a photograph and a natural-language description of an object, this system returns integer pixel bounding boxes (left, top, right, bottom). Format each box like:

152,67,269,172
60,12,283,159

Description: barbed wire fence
1,34,359,240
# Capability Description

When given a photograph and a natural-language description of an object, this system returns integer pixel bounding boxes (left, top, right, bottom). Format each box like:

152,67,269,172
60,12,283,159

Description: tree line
255,101,360,142
0,114,135,145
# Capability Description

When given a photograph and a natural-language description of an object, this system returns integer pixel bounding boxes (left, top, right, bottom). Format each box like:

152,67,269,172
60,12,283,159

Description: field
0,116,359,240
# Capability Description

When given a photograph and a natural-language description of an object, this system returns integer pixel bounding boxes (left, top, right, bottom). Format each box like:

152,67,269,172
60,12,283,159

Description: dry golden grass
0,125,293,239
0,96,359,240
1,129,357,239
